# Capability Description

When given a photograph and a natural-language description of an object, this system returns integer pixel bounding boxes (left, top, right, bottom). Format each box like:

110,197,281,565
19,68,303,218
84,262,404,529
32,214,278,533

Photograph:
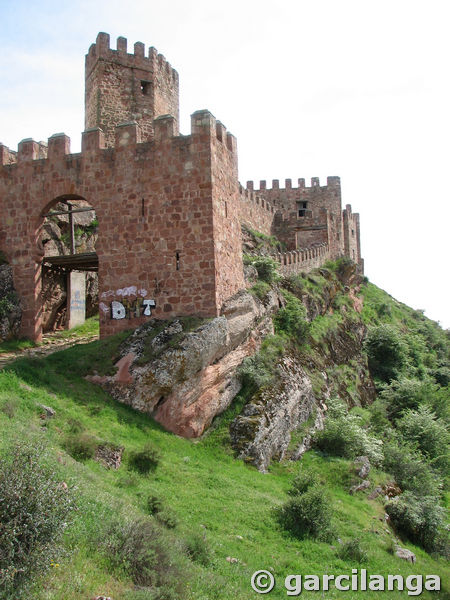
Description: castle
0,33,362,341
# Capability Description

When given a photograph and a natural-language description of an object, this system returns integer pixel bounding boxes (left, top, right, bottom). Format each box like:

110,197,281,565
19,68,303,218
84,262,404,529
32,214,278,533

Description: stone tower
85,32,180,146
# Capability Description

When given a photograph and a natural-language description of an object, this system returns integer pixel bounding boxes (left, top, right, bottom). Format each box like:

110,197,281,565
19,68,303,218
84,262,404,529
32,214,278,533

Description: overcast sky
1,0,449,327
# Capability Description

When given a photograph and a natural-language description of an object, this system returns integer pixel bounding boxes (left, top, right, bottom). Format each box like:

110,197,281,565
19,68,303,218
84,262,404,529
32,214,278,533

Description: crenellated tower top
85,32,180,147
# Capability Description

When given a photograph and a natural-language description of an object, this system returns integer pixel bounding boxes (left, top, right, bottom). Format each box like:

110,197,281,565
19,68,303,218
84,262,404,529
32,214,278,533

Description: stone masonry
0,32,362,341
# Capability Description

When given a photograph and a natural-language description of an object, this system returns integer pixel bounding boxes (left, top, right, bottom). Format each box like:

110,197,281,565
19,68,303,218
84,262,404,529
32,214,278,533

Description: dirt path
0,333,99,370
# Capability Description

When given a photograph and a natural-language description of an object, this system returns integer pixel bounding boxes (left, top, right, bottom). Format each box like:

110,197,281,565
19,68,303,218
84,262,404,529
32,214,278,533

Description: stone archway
39,194,99,334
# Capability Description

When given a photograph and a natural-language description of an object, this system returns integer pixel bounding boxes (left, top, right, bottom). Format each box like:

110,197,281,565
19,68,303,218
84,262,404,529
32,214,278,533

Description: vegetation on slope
0,261,449,599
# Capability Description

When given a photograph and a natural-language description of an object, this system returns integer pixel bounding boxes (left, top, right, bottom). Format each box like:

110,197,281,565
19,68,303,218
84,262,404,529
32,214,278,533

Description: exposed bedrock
90,289,281,437
230,354,326,472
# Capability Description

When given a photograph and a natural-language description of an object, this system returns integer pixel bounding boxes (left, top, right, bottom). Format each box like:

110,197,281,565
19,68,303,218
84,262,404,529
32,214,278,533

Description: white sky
1,0,449,327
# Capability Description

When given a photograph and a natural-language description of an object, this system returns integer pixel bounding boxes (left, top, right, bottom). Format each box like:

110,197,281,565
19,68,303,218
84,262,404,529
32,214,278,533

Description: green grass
0,316,100,354
0,337,37,354
1,336,448,599
1,268,448,599
45,314,100,340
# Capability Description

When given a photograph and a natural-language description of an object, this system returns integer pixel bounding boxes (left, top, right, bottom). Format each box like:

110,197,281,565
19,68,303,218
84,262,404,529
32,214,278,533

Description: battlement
246,176,341,192
0,110,236,174
274,243,330,275
85,32,178,84
238,184,275,214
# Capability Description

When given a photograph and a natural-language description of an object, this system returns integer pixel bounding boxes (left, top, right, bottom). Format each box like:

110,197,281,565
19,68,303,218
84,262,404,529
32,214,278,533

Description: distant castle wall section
275,243,331,275
238,185,275,237
246,177,344,257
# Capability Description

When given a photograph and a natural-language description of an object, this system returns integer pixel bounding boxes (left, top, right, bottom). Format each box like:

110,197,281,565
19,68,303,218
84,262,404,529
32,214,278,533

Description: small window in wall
352,249,355,259
297,201,308,217
141,80,151,95
352,229,355,236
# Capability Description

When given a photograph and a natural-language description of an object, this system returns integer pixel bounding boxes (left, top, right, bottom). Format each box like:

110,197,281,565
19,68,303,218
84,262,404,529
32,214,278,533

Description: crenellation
0,144,17,166
81,127,106,152
18,139,41,162
154,114,177,142
134,41,145,58
96,31,110,54
115,121,141,147
48,133,70,159
327,175,340,187
216,121,226,142
116,36,127,53
226,131,236,153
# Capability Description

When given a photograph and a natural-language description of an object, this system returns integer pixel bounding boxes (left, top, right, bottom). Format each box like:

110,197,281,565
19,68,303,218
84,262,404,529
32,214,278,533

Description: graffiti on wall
99,286,155,320
111,298,156,319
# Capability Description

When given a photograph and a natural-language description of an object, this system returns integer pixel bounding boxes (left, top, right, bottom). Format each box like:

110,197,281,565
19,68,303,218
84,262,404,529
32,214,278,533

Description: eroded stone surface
90,289,278,437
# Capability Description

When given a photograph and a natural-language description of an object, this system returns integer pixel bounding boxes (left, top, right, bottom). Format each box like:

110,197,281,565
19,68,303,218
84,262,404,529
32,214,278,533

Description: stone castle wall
237,185,275,237
0,110,244,340
0,33,363,342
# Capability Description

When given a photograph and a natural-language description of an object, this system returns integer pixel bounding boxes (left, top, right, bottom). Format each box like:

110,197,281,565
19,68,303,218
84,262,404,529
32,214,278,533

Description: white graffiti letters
111,298,156,320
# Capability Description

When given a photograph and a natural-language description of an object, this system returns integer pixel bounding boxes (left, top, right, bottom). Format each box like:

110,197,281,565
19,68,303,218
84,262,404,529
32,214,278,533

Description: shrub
0,442,75,599
383,441,442,498
274,291,309,342
244,255,280,283
102,517,182,595
1,398,18,418
386,492,447,554
338,539,368,563
364,324,408,382
288,469,321,496
277,485,333,541
146,494,163,515
396,406,449,474
67,417,84,433
238,334,286,392
116,472,139,488
64,432,98,461
156,509,178,529
281,274,304,297
313,398,383,465
128,443,160,474
380,378,437,421
184,532,211,566
249,280,271,300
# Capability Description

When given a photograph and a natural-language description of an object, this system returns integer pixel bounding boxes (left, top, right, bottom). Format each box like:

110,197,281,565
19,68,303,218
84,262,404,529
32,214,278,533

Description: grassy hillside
0,273,448,600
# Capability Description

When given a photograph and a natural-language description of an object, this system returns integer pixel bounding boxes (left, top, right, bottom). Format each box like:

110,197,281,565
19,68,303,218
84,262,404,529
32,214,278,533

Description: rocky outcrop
0,263,21,341
230,354,326,472
88,289,280,437
229,264,375,471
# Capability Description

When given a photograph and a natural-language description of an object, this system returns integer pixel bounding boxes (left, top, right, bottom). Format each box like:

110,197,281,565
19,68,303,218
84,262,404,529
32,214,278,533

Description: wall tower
85,32,180,146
